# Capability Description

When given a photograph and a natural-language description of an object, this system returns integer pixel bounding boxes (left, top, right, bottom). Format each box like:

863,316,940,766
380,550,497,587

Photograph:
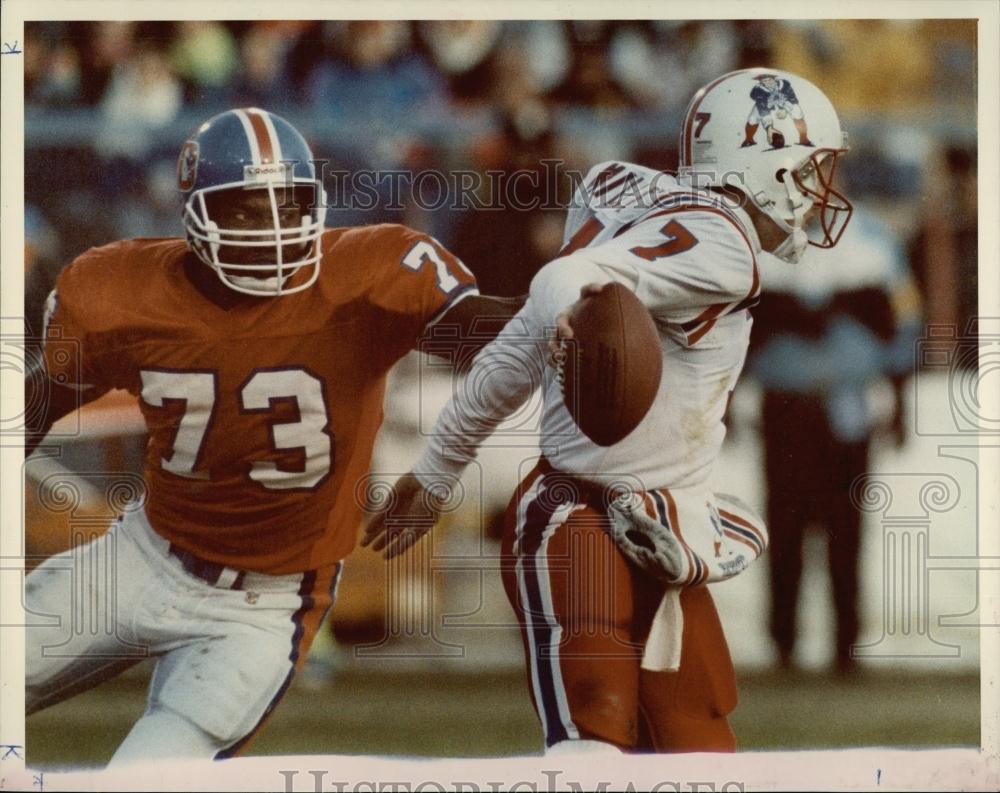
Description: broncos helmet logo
178,140,200,192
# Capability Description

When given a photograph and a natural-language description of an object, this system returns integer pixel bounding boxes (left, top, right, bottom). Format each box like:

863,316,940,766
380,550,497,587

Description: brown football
560,283,663,446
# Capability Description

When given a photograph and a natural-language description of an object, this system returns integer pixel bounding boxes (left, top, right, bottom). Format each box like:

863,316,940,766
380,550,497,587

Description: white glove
606,491,692,585
607,490,768,586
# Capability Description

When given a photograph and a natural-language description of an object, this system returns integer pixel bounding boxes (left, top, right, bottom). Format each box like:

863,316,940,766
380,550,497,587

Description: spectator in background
748,204,922,675
171,21,239,106
305,22,447,125
546,21,639,113
733,20,775,69
100,42,182,157
611,22,740,112
24,24,82,106
24,25,54,104
770,20,935,114
24,206,62,336
451,110,564,297
74,21,136,106
908,144,977,346
230,22,305,108
416,21,504,108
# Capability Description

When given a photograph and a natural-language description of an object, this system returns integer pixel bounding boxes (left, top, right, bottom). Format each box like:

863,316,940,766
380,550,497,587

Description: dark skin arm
419,293,526,371
24,354,104,458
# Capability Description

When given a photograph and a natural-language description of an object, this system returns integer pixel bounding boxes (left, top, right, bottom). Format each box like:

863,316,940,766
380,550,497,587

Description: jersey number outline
694,112,711,137
558,216,605,257
629,219,699,261
140,367,332,491
401,239,472,295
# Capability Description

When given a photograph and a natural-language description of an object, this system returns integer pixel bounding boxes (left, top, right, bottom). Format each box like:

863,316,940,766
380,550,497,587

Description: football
560,283,663,446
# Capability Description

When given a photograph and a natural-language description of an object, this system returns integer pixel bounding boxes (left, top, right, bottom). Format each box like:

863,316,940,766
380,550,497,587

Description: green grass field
26,666,979,768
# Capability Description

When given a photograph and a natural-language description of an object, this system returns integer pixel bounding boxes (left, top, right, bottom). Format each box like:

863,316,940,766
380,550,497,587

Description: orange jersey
43,225,477,573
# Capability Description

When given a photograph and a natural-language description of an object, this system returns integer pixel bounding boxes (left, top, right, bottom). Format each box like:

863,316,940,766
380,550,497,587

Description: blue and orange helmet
178,108,327,296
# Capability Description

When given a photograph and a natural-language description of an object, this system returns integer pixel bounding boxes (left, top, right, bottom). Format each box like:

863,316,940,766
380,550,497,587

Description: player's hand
360,472,447,559
548,282,606,364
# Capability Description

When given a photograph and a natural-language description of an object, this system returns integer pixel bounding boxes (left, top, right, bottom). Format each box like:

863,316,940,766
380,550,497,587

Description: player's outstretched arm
423,293,526,370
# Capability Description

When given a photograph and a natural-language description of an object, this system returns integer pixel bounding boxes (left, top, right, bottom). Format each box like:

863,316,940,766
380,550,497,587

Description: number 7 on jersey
629,220,699,261
401,239,473,294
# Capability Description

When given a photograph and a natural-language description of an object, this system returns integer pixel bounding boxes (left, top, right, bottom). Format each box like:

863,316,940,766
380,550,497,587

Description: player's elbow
529,254,618,320
24,379,86,456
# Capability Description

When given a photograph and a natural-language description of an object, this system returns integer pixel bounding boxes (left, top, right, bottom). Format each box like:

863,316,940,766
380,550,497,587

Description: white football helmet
677,68,852,263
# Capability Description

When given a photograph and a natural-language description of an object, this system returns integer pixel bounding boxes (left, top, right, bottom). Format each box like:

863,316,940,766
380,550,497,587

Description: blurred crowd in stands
25,19,977,337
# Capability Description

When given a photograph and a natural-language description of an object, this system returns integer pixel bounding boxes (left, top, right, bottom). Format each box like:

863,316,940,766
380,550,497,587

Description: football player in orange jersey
24,107,522,765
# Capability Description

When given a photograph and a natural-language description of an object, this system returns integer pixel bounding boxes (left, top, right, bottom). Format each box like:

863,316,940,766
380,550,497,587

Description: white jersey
415,161,762,493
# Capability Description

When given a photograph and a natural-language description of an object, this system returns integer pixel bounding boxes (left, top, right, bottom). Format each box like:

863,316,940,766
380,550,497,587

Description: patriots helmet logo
741,74,814,150
178,140,200,191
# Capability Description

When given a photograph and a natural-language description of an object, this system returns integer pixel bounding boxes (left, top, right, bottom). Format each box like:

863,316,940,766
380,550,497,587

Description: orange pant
500,463,737,752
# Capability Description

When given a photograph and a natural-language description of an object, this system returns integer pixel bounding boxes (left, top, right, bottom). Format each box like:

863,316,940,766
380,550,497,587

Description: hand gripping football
560,283,662,446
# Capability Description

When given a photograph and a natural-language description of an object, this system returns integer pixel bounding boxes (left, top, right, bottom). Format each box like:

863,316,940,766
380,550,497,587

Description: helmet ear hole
775,168,788,183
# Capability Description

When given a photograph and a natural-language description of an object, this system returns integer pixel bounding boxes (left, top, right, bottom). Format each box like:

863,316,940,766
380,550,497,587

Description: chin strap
772,228,809,263
226,271,297,293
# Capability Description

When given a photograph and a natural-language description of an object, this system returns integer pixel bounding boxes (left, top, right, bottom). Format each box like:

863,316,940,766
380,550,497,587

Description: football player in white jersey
364,69,852,754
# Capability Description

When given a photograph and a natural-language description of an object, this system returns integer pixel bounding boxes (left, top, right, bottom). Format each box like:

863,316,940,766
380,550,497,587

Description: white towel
641,588,684,672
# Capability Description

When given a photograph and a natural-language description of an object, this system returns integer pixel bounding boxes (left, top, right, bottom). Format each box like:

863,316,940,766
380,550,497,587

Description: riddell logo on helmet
244,162,293,184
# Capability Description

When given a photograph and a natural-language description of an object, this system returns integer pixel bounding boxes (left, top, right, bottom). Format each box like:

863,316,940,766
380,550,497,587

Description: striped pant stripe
515,475,581,747
215,562,342,759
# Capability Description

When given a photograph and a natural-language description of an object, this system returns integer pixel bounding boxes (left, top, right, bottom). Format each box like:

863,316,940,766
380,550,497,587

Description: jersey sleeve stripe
680,301,730,331
685,319,718,346
745,248,761,302
557,216,604,257
680,300,732,345
594,173,630,199
423,282,480,329
587,163,626,192
727,293,761,315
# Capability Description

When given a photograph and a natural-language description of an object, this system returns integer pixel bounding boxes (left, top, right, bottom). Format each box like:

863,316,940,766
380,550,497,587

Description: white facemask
772,228,809,264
